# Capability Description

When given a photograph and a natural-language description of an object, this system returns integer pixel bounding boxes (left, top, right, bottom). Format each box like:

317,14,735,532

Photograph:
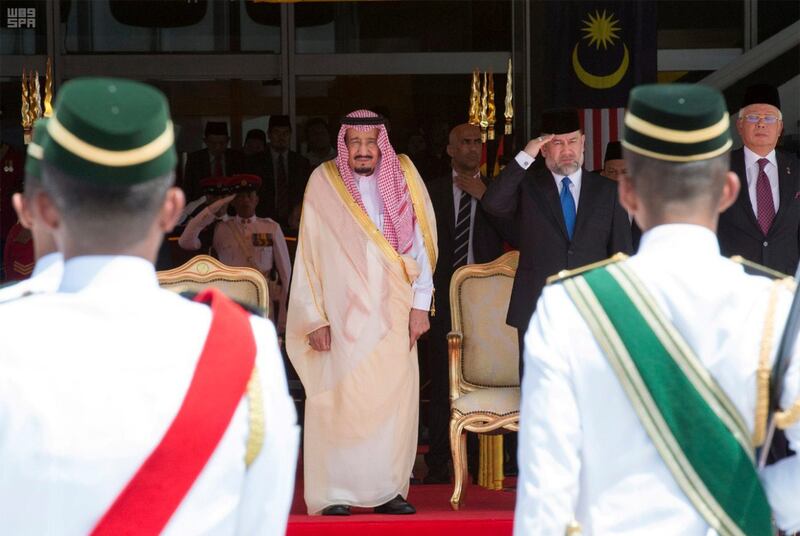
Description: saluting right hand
308,325,331,352
522,134,555,160
209,194,236,217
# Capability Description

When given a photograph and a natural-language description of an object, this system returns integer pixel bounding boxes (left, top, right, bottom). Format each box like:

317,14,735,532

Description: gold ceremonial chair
156,254,269,318
448,251,520,510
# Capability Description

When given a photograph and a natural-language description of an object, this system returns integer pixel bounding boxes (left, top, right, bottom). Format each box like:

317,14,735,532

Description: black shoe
374,495,416,514
321,504,351,516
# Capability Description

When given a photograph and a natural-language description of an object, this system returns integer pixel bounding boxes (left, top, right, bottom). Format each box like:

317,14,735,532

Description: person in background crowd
183,121,244,202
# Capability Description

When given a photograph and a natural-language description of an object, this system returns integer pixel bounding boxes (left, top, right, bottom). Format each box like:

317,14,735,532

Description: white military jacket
514,224,800,535
0,255,300,535
0,251,63,303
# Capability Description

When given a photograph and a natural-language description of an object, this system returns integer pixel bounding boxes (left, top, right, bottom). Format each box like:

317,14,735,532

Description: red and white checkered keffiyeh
336,109,415,254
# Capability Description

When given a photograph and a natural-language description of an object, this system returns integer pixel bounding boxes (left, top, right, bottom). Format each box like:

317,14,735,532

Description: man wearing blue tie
482,108,633,374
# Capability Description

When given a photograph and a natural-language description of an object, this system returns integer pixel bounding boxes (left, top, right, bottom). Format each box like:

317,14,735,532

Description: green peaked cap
25,118,49,179
623,83,732,162
41,77,177,184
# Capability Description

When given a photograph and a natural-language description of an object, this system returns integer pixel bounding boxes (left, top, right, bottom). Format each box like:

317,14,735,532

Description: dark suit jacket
243,147,311,225
427,173,506,326
482,160,633,329
718,147,800,275
182,148,244,201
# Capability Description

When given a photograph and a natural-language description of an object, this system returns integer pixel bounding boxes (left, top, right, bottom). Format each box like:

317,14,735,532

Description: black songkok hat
742,83,781,110
204,121,229,137
245,128,267,143
540,108,581,135
268,115,291,131
623,83,731,162
604,141,623,163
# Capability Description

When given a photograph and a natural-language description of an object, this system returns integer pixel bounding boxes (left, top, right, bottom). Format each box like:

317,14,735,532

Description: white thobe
355,170,433,310
515,224,800,535
0,255,300,535
0,251,63,303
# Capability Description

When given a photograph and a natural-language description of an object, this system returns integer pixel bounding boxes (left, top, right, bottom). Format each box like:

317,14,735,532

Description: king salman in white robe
287,155,437,515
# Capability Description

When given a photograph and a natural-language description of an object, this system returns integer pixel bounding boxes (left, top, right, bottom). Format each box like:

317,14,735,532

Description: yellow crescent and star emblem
572,9,629,90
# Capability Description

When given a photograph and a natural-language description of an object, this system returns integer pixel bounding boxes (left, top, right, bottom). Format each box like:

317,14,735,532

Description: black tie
453,189,472,269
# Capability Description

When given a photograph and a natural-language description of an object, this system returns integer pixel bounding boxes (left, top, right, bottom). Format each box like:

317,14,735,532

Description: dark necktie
453,189,472,269
275,152,288,221
213,155,223,176
756,158,775,236
560,177,576,240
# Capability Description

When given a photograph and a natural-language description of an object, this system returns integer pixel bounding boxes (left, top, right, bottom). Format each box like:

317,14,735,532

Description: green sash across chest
562,262,772,536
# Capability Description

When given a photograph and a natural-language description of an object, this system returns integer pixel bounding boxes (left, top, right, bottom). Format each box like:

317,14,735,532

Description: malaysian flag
579,107,625,172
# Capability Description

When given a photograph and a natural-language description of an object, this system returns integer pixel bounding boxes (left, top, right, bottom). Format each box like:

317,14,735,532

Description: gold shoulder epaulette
546,252,629,285
730,255,792,281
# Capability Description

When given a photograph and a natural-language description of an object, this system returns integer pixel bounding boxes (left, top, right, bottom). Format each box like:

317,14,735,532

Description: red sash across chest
91,288,256,535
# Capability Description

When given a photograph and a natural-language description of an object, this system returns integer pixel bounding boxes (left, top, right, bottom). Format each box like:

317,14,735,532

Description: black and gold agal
622,84,732,162
42,77,177,184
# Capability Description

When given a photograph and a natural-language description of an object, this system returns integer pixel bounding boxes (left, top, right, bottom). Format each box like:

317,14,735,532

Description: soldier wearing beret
0,118,63,301
0,78,299,535
180,173,292,331
514,84,800,535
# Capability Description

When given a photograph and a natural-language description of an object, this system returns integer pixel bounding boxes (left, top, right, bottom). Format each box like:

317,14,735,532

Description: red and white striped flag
579,108,625,172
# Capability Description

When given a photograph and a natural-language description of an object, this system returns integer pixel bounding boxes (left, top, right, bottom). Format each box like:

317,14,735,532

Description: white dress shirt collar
31,252,63,278
59,255,159,294
743,146,777,175
550,167,583,208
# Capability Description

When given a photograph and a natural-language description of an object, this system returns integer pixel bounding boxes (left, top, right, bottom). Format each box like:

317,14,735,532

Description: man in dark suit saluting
482,108,632,373
424,123,505,483
718,83,800,276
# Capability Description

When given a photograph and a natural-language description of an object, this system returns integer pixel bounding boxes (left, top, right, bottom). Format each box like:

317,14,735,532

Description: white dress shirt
355,170,434,310
0,255,300,535
452,170,479,265
0,252,63,303
515,224,800,535
515,151,583,209
743,146,780,216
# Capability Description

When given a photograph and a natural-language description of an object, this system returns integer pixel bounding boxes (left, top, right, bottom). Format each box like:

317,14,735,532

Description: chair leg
449,418,468,510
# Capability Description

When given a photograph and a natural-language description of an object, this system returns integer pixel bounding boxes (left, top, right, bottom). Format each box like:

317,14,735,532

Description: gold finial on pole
30,70,42,122
44,57,53,118
479,71,489,143
487,71,496,141
21,68,32,144
468,68,481,126
504,58,514,135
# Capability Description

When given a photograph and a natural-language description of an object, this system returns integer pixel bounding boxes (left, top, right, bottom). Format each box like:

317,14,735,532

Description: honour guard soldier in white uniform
0,118,63,303
180,174,292,331
0,78,299,535
514,84,800,535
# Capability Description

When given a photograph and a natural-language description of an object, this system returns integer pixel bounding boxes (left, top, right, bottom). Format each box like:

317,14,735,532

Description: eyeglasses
743,114,781,124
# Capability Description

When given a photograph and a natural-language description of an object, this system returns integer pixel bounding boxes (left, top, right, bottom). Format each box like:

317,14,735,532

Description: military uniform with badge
514,84,800,535
0,118,63,301
0,78,299,535
179,174,292,331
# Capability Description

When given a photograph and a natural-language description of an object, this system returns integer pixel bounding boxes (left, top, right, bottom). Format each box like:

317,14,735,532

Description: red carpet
287,481,516,536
